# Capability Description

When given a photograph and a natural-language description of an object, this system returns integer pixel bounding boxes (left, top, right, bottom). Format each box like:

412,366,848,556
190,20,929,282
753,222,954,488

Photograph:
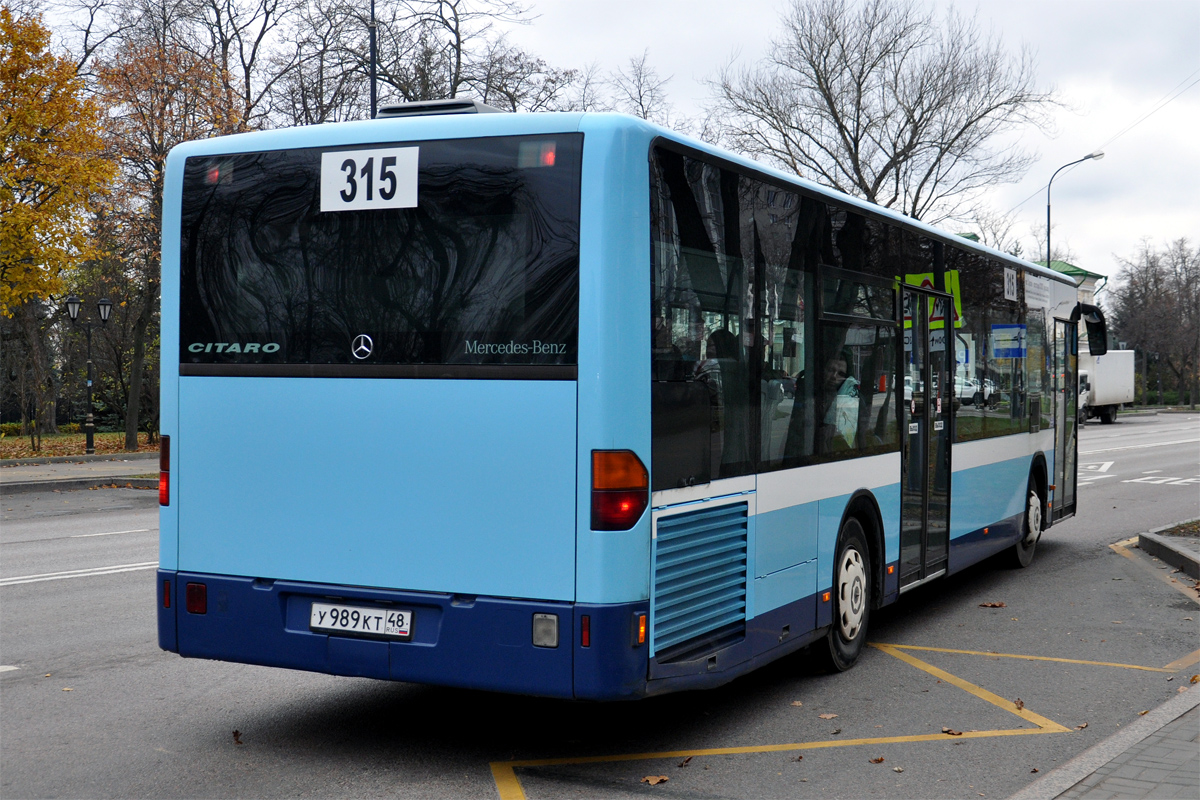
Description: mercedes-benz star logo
351,334,374,360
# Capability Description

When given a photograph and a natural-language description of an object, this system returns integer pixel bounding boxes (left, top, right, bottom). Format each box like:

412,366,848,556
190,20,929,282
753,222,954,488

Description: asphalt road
1,413,1197,800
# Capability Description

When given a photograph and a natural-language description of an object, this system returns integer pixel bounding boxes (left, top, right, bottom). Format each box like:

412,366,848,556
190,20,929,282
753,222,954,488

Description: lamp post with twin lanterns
65,295,112,454
1046,150,1104,270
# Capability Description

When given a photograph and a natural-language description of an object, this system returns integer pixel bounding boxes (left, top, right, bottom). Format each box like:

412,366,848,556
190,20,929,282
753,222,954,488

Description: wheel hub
838,548,867,640
1024,489,1042,545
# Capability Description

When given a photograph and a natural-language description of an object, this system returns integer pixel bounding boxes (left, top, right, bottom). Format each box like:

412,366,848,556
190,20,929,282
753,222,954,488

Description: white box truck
1079,350,1135,424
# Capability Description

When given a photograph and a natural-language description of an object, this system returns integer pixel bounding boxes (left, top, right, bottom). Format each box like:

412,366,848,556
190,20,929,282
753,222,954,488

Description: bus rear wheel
1010,480,1042,568
818,518,871,672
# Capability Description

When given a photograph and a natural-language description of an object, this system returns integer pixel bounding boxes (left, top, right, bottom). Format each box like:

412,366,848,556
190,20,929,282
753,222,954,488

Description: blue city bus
156,102,1107,699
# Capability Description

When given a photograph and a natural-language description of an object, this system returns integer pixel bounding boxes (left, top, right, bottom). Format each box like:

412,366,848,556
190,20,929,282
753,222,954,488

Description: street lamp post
66,295,113,455
1046,150,1105,268
369,0,377,118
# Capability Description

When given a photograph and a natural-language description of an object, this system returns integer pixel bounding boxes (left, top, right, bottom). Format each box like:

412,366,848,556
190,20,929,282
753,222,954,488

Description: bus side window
650,150,753,489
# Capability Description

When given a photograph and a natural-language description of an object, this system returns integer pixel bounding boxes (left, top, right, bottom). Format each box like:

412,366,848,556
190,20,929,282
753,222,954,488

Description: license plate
310,602,412,639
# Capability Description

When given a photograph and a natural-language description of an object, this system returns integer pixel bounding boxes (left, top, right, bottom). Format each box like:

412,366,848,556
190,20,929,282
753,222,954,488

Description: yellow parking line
1109,537,1200,605
870,644,1070,732
874,643,1173,673
489,728,1056,800
487,644,1071,799
1163,649,1200,671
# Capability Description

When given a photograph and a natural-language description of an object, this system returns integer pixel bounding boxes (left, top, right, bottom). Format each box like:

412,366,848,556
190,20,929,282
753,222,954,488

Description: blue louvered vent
652,501,748,659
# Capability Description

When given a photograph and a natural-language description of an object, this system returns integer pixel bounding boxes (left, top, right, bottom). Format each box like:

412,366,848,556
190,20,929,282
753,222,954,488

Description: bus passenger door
900,287,952,589
1052,319,1078,520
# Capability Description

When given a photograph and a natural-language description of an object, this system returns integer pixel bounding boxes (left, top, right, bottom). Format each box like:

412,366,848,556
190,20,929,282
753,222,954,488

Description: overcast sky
508,0,1200,285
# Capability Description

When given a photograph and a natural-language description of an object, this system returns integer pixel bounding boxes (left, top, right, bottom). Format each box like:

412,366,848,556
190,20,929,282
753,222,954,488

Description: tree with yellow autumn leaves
0,7,114,317
1,6,114,443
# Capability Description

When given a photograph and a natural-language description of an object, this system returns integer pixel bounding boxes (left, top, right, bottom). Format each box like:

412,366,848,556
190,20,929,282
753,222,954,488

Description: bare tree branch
708,0,1058,225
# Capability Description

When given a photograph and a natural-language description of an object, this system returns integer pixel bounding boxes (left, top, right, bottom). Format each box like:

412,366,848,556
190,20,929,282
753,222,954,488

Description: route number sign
320,147,419,212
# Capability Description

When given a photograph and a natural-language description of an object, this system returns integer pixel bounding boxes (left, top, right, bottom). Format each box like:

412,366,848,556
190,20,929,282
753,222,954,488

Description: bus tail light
591,450,648,530
185,582,207,614
159,435,170,506
581,615,590,647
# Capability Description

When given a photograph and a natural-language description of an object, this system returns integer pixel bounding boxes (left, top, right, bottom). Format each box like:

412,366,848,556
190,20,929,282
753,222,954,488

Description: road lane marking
70,529,152,538
873,643,1173,673
487,644,1069,799
1109,539,1200,605
0,666,18,673
0,562,157,586
488,729,1058,800
1163,649,1200,671
870,644,1071,732
1080,437,1200,455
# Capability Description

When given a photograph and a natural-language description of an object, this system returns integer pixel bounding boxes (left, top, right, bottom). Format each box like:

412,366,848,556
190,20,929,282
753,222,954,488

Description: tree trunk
123,296,153,451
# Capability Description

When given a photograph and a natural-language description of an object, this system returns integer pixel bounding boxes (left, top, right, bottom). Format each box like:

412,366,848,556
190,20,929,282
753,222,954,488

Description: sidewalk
1008,687,1199,800
0,452,159,494
1009,523,1200,800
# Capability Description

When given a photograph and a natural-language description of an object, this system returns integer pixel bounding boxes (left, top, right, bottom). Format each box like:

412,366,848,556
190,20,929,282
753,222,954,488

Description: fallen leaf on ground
830,729,841,735
893,767,904,773
1190,675,1199,684
1076,722,1088,730
677,757,692,768
641,776,668,786
791,701,803,707
979,602,1006,608
1031,768,1039,773
1138,710,1149,716
43,674,51,678
869,757,885,764
818,713,838,719
794,755,803,761
61,687,73,692
232,730,243,745
942,727,963,736
1167,676,1174,682
1111,621,1122,624
1014,699,1025,711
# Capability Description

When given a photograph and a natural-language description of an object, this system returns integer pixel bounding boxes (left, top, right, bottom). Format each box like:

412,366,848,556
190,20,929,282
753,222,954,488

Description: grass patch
0,432,159,460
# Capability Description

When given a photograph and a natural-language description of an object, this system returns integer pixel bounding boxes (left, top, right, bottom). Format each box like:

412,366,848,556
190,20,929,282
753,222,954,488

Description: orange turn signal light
592,451,648,490
887,565,894,575
822,591,831,603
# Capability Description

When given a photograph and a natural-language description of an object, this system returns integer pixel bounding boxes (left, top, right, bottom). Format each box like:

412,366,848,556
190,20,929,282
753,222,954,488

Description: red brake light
591,450,648,530
159,435,170,506
581,615,590,648
185,582,207,614
163,580,171,608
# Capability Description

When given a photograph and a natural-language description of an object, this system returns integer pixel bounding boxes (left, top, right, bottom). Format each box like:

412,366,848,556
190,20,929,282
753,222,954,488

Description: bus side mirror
1070,303,1108,356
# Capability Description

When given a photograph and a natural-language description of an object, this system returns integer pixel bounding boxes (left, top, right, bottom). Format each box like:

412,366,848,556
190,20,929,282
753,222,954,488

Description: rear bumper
157,570,649,700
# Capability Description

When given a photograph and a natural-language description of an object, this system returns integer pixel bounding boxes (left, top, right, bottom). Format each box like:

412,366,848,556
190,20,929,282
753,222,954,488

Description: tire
818,518,872,671
1100,406,1117,424
1010,480,1043,568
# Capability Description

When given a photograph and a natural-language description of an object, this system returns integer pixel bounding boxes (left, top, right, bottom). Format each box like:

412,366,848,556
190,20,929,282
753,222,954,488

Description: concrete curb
1,452,158,467
1006,687,1200,800
0,477,158,495
1139,531,1200,579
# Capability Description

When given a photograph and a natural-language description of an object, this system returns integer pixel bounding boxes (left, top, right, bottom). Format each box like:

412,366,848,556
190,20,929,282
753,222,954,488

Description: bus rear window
179,134,581,376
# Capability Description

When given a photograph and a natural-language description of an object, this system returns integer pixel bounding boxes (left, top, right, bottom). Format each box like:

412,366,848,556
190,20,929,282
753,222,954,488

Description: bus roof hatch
375,98,508,118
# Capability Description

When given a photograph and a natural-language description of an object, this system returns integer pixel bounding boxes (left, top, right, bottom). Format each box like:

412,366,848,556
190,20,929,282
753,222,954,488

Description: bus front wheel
1010,480,1043,568
819,518,871,672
